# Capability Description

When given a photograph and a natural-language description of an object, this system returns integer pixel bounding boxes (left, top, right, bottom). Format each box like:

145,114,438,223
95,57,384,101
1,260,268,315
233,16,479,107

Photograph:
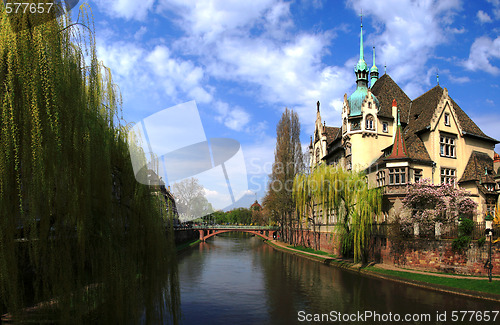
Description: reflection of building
310,21,499,222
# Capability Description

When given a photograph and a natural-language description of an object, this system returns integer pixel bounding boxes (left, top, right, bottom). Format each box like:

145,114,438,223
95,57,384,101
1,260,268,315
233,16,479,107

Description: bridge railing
191,225,278,230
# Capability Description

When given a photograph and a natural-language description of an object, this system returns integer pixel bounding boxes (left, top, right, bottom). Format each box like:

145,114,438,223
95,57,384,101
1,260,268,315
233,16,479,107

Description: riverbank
266,239,500,303
176,238,201,253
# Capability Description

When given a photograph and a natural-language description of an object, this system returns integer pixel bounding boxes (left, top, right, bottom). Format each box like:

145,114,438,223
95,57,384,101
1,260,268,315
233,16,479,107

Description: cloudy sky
78,0,500,206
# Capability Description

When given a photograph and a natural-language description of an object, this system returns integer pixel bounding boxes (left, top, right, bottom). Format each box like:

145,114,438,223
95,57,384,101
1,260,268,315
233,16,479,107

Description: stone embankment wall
377,239,499,276
290,227,499,276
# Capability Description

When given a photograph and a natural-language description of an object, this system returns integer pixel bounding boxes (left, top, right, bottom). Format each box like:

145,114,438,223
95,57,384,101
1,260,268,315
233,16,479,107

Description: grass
287,245,336,258
367,266,500,296
176,239,201,252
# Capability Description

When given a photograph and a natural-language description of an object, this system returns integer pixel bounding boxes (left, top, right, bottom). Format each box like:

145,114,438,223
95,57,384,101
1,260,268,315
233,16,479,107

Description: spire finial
372,46,376,66
317,100,320,112
384,62,387,74
359,10,364,60
436,68,439,85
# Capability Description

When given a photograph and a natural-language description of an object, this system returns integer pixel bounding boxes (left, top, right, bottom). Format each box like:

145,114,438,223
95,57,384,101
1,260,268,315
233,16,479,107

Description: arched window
315,147,320,163
366,115,374,130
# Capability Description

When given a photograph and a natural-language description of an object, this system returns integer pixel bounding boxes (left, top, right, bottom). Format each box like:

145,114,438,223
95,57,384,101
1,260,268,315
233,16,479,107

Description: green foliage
458,218,474,236
0,4,178,323
452,235,471,251
293,164,381,262
477,236,486,248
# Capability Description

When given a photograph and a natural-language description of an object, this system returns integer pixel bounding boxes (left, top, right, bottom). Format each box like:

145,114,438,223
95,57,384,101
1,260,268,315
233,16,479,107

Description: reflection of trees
172,178,213,221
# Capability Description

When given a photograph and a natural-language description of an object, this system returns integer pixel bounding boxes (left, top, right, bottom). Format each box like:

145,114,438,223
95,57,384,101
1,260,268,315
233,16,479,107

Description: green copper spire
370,46,379,88
349,14,378,116
354,14,369,85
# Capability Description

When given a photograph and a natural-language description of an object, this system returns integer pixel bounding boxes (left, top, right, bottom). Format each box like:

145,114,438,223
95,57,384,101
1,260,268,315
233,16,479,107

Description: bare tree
172,178,213,222
264,108,303,244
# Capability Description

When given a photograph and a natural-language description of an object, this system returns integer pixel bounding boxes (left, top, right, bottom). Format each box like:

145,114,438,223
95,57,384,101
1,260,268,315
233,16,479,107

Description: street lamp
484,213,494,282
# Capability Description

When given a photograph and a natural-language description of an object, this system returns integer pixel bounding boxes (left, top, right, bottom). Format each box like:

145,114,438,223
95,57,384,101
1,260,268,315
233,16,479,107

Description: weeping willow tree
0,3,179,324
293,164,381,262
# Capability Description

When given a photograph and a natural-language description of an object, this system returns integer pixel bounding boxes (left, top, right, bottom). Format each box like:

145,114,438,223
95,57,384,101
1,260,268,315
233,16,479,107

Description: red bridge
192,225,278,242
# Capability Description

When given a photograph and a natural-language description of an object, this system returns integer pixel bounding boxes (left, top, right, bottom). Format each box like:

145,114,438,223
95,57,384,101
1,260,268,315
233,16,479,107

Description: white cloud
487,0,500,19
145,45,213,103
93,0,156,21
462,36,500,75
477,10,493,23
214,101,251,131
158,0,283,41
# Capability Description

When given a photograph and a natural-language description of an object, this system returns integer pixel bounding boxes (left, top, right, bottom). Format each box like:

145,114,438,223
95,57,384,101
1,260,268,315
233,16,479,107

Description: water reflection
176,234,498,324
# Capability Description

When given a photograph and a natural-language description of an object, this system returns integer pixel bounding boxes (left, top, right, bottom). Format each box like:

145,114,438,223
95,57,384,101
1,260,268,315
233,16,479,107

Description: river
175,234,498,324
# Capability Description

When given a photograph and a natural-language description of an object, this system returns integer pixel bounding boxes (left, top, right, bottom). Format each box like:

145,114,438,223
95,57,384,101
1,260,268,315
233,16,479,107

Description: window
382,122,388,133
315,147,320,164
440,135,456,158
444,113,450,126
484,183,495,192
346,159,352,170
376,171,386,187
351,120,360,130
368,102,372,109
388,168,406,185
440,168,456,185
414,169,422,183
345,144,351,156
366,115,374,130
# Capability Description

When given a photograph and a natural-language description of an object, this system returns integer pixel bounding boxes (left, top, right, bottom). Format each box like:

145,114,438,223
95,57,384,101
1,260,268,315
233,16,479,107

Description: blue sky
78,0,500,207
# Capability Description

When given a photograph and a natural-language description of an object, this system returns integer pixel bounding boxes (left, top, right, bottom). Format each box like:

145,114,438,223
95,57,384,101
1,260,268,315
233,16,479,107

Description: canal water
176,234,498,324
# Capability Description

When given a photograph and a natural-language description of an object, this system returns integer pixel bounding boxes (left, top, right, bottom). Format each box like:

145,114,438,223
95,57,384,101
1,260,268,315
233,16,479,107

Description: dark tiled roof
405,85,442,135
405,133,432,162
371,74,411,123
324,126,341,146
459,151,496,183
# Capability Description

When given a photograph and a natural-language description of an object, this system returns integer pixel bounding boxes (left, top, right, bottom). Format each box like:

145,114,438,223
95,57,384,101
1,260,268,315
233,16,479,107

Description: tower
341,17,381,170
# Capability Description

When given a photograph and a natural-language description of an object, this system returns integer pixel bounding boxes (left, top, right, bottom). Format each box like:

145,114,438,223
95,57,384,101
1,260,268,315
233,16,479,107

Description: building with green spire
309,18,500,222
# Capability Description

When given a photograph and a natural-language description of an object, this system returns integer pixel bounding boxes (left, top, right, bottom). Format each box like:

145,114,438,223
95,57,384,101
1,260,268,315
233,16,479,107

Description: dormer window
485,183,495,192
414,114,419,120
444,113,450,126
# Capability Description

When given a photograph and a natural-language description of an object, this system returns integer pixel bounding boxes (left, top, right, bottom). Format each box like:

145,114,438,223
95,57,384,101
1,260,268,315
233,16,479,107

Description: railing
191,225,279,230
371,222,499,240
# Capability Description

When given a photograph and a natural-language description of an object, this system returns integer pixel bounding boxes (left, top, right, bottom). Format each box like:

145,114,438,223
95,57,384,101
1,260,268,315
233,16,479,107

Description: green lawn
367,266,500,296
287,245,336,258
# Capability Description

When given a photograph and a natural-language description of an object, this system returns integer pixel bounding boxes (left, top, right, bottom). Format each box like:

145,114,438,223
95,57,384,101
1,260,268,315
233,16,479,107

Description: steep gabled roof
405,85,443,135
459,151,496,183
371,74,411,123
324,126,341,146
405,85,497,142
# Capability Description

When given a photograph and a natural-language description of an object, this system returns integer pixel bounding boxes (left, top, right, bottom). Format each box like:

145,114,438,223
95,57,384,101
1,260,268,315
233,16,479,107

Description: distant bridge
191,225,278,241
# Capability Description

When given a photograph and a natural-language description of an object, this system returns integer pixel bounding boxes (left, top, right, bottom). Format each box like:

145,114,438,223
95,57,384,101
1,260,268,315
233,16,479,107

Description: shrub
477,236,486,248
452,235,471,251
458,218,474,236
